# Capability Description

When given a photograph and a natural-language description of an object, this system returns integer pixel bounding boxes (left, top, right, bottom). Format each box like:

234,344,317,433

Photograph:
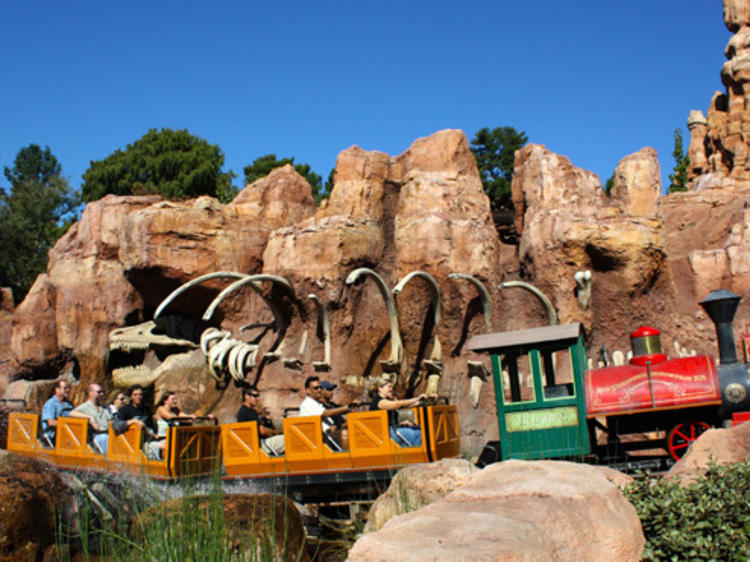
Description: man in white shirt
299,376,349,448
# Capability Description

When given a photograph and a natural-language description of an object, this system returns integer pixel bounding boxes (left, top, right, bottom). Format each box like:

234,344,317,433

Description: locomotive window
499,353,536,404
540,348,575,399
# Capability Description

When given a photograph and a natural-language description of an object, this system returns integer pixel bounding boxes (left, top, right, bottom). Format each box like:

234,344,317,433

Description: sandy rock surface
349,460,644,561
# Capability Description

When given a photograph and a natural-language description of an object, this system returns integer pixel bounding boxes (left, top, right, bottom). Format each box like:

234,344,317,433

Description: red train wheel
667,421,711,461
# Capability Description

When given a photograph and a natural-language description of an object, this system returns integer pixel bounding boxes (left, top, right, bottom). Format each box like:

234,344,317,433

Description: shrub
624,461,750,560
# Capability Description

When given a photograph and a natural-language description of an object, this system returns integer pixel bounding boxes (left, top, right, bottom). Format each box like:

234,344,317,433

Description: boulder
4,378,60,415
687,1,750,182
364,458,479,533
666,422,750,485
119,197,267,303
725,0,750,32
393,129,499,280
10,196,156,384
50,257,144,387
349,460,644,561
264,215,385,296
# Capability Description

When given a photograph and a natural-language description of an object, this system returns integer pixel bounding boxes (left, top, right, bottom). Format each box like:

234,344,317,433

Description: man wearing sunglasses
237,387,284,455
70,383,111,454
299,376,349,449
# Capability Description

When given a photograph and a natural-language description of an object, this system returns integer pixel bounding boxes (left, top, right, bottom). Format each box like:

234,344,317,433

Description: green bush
624,461,750,560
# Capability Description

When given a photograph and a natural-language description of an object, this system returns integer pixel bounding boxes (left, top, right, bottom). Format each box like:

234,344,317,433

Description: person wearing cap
299,376,349,449
320,380,347,430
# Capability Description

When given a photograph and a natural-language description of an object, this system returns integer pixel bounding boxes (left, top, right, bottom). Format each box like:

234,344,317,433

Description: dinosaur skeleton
201,274,294,361
108,269,563,409
345,267,403,375
108,318,198,389
574,270,592,310
200,327,260,382
112,272,298,387
498,280,558,326
308,294,331,372
393,270,443,396
449,274,494,408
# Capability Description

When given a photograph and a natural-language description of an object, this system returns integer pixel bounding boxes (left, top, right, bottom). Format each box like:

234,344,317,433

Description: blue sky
0,1,730,196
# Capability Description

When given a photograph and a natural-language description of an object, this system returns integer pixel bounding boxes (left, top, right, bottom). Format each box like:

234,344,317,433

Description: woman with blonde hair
369,379,425,447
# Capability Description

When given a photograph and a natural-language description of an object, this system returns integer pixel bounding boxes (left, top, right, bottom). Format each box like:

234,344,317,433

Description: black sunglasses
250,393,260,398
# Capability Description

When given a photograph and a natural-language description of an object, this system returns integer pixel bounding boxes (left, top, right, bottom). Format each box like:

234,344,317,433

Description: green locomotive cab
468,323,590,461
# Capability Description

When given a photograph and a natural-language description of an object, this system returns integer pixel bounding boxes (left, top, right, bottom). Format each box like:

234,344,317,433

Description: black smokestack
700,289,741,365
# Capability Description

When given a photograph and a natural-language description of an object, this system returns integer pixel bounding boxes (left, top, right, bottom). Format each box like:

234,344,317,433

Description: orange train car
6,412,221,480
5,404,460,498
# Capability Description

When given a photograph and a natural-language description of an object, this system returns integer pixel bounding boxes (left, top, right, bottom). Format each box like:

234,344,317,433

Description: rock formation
349,460,644,561
688,0,750,183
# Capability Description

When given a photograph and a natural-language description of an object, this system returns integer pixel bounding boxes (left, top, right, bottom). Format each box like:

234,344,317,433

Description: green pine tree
668,128,690,193
0,145,79,303
469,126,528,211
81,128,236,203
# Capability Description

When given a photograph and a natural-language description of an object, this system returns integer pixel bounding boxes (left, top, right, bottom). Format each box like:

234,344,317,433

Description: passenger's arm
156,406,173,421
70,409,102,432
258,423,278,438
377,394,426,410
42,402,58,428
322,404,349,417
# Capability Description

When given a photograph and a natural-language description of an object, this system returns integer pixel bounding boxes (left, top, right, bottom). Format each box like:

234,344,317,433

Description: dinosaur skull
108,317,199,388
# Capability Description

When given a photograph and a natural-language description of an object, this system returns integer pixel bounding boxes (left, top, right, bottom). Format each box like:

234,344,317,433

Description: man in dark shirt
237,387,284,454
320,380,346,429
118,384,157,435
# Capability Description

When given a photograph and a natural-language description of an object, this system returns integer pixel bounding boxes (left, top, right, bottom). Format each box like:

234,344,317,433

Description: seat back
426,404,461,459
221,421,262,475
107,423,145,462
56,417,93,454
167,424,222,478
283,415,326,471
6,412,41,452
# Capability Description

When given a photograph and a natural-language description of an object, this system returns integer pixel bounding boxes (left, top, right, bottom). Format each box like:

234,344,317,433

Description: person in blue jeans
369,379,425,447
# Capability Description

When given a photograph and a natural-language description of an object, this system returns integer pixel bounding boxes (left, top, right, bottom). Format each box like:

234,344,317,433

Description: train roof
467,323,583,353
